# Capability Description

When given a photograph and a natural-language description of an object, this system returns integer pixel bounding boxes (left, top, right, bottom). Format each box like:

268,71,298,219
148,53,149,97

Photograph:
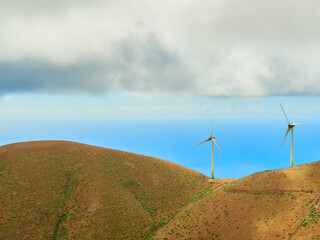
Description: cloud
0,35,191,96
0,0,320,97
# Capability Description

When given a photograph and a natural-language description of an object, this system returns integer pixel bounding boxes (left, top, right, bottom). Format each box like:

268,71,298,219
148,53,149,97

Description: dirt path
207,178,239,183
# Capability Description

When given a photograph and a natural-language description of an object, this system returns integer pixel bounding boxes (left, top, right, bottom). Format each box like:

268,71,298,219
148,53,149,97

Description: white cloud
0,0,319,97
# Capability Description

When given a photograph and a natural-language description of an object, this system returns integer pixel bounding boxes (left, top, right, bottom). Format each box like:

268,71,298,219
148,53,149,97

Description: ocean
0,118,318,178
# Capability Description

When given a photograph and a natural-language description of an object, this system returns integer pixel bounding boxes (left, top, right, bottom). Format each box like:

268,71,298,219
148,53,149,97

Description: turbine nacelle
195,136,220,151
288,123,307,128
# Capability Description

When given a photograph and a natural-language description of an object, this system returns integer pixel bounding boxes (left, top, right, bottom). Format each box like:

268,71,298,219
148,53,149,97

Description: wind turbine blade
196,138,210,146
292,123,308,126
281,127,291,148
210,115,215,137
280,104,290,124
212,139,223,153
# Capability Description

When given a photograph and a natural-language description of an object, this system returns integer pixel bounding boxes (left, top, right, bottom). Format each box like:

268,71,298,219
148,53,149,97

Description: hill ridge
1,140,320,239
0,140,211,239
154,161,320,240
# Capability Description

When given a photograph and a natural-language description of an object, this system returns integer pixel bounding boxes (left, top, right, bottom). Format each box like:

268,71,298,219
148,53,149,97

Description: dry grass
0,141,211,239
154,162,320,240
1,141,320,240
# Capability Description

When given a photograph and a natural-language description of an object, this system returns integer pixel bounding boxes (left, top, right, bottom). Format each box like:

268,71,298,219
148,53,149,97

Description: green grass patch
302,209,320,227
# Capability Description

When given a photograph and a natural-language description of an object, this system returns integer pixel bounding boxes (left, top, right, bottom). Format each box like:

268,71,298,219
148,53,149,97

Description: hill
0,141,319,240
0,141,211,239
154,162,320,240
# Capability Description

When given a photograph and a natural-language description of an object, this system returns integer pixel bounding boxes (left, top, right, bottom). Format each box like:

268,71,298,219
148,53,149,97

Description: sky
0,0,319,177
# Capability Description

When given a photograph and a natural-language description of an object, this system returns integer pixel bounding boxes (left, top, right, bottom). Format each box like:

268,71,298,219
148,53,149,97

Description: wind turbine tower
196,116,223,179
280,104,308,167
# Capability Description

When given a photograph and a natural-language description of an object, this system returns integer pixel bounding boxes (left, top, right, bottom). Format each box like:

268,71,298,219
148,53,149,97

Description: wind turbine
196,116,223,179
280,104,308,167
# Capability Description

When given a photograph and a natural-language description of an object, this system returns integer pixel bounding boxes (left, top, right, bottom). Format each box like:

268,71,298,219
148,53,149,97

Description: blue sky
0,0,319,177
0,116,317,178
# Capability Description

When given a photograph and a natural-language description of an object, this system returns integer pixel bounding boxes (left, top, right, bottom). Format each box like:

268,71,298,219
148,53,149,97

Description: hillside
0,141,211,239
154,162,320,240
1,141,320,240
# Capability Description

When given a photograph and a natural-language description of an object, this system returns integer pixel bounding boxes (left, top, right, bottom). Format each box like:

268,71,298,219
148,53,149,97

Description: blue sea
0,118,318,178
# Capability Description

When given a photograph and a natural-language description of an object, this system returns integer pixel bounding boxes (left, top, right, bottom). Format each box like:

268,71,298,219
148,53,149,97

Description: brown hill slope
0,141,211,239
154,162,320,240
1,141,320,240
